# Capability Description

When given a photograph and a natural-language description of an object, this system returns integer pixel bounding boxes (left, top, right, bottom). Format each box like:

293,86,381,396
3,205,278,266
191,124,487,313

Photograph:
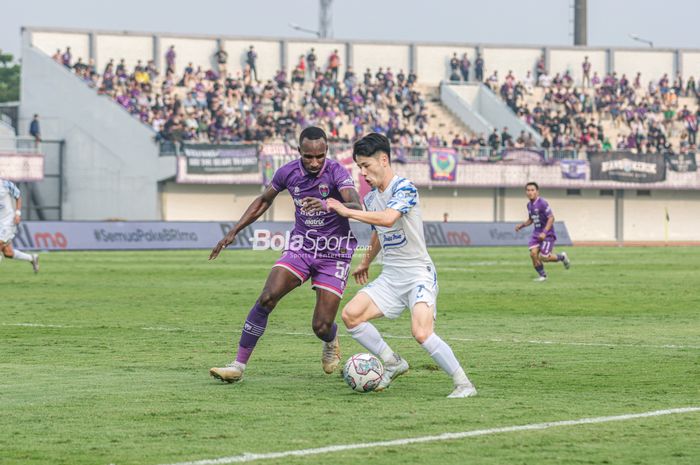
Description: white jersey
0,179,20,225
363,175,434,280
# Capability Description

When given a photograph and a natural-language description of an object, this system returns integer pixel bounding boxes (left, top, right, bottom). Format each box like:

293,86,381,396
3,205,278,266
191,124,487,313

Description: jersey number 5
334,262,350,280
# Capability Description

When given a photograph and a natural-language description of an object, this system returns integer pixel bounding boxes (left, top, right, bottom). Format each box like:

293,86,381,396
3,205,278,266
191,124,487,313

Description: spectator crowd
52,46,434,147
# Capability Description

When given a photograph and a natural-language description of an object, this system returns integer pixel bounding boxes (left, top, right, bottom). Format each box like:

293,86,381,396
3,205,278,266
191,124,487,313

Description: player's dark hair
526,182,539,190
299,126,328,145
352,133,391,162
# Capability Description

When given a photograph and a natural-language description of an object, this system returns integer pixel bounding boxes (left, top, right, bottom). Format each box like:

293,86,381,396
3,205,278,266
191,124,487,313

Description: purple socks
235,302,272,364
535,264,547,277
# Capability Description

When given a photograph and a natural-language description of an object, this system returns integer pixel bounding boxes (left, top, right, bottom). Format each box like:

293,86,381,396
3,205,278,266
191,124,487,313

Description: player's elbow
379,211,401,228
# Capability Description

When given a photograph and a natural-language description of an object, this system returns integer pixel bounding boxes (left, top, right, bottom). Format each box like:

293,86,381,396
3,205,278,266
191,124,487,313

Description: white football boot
375,354,409,391
447,383,478,398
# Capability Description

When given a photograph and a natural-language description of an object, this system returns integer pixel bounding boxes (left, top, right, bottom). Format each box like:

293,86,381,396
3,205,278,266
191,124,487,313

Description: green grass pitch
1,247,699,465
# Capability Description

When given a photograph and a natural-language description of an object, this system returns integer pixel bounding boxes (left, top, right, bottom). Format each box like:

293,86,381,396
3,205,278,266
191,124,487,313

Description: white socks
11,250,33,262
347,322,395,364
421,333,471,386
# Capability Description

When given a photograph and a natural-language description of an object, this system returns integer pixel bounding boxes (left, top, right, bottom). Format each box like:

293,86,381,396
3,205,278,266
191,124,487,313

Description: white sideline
154,407,700,465
3,323,699,350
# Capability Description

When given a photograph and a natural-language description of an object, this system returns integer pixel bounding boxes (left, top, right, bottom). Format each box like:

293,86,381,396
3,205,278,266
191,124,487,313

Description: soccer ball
342,353,384,393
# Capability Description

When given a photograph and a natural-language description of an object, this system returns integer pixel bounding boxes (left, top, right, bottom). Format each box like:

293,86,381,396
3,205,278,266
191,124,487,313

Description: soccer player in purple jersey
208,127,362,383
515,182,570,282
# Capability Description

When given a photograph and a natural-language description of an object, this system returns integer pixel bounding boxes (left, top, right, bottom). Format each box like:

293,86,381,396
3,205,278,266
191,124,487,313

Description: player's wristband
15,211,21,217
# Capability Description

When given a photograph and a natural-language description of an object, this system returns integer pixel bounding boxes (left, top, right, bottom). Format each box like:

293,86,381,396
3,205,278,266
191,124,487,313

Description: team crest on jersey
294,186,300,195
319,184,330,198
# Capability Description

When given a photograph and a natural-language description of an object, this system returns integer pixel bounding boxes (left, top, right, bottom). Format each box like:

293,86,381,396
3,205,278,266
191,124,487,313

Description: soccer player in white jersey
326,133,477,398
0,178,39,272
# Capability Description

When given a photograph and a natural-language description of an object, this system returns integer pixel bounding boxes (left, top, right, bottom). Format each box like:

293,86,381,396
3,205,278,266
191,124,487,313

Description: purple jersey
271,158,357,258
527,197,556,240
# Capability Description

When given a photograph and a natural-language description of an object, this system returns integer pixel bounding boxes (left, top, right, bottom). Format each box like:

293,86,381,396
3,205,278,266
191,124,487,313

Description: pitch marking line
3,324,699,350
274,330,700,350
154,407,700,465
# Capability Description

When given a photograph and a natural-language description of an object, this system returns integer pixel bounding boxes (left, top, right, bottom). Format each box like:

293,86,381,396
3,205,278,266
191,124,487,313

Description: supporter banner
12,221,571,251
589,152,666,183
0,154,44,181
499,148,546,165
665,153,697,172
429,148,458,181
560,159,587,179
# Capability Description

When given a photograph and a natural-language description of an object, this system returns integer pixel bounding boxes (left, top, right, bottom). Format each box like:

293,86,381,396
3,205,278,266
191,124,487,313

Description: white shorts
0,221,16,243
360,268,438,320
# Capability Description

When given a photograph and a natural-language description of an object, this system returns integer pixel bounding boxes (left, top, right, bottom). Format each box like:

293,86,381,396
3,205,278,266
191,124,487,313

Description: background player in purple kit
208,126,362,383
515,182,570,282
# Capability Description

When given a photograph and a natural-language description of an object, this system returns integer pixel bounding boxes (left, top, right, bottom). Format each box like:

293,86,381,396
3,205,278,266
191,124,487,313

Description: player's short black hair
352,133,391,162
299,126,328,145
526,182,539,190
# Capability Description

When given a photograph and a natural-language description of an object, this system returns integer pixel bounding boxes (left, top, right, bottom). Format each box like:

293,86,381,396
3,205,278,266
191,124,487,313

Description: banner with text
12,221,571,251
665,153,697,172
176,143,259,183
589,152,666,183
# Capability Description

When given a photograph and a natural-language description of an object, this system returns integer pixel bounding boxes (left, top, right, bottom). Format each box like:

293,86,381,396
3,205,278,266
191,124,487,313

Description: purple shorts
274,250,351,298
528,236,556,256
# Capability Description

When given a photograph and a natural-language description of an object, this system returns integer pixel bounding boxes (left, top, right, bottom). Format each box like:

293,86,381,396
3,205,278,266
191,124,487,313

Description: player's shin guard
421,333,461,376
347,322,394,363
235,302,272,364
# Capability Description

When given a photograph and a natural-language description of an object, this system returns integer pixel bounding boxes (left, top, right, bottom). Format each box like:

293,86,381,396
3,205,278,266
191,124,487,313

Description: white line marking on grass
272,331,700,350
4,324,698,350
1,323,72,328
154,407,700,465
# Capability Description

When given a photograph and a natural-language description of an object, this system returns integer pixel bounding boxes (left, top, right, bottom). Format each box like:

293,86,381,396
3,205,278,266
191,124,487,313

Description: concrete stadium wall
31,31,89,64
681,52,700,81
223,39,281,79
19,39,171,220
481,47,542,82
415,45,477,84
352,43,410,77
549,49,608,85
287,41,347,77
613,49,676,84
623,190,700,241
95,34,153,72
26,27,700,86
160,184,700,242
504,188,616,242
161,37,218,74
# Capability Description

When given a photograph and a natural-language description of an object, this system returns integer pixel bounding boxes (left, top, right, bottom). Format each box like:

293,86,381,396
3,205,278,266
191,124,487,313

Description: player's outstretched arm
353,231,380,285
300,187,362,214
209,186,279,260
326,198,401,228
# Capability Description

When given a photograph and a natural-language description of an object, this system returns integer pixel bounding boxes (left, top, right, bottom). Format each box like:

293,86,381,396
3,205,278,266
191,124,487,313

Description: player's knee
341,304,361,329
412,326,433,344
312,319,333,339
529,249,539,259
258,291,279,310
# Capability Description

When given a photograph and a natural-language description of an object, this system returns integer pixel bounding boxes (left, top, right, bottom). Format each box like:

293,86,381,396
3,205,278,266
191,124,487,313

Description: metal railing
0,136,43,154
